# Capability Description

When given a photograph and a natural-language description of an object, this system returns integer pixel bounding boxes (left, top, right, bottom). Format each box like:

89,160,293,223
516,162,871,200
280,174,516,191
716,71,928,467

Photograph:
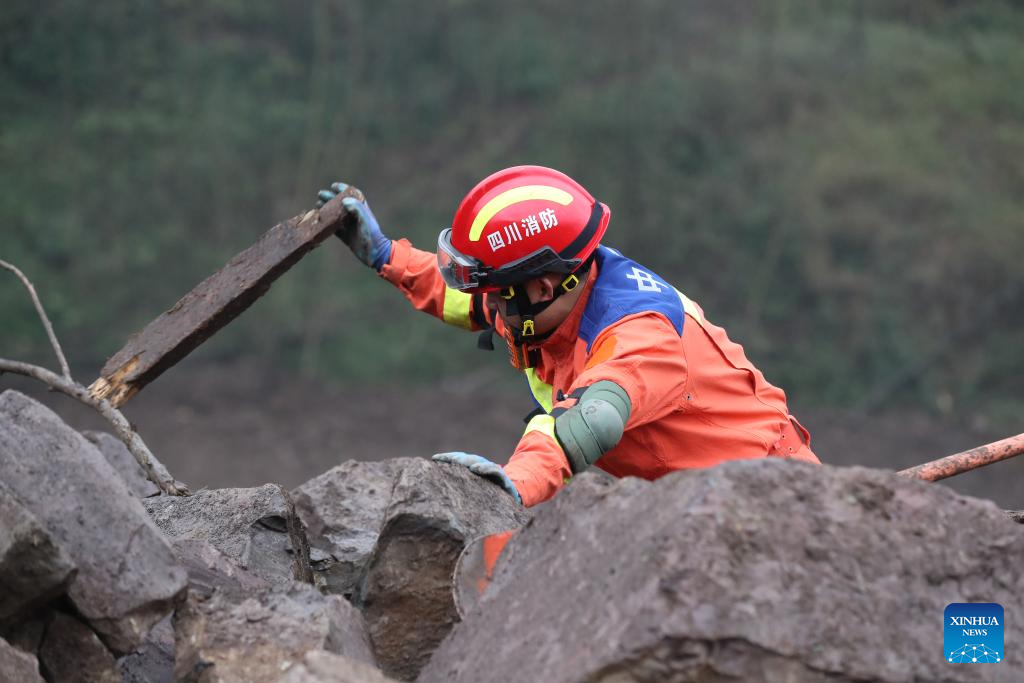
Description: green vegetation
2,1,1022,422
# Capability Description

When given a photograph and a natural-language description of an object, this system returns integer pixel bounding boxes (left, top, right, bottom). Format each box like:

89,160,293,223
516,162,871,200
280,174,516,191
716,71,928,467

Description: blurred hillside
2,0,1023,428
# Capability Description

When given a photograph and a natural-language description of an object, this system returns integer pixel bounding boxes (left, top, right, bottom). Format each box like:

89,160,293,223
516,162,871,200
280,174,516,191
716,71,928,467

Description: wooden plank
89,189,360,407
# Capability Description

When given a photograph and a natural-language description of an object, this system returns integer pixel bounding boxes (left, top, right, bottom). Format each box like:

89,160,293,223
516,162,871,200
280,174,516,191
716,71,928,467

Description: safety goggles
437,228,584,292
437,229,489,291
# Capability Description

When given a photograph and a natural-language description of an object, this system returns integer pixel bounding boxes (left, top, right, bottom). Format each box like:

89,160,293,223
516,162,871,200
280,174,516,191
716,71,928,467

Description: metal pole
896,432,1024,482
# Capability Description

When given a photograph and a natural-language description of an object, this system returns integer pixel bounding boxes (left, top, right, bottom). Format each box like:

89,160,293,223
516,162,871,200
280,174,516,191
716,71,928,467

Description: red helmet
438,166,610,292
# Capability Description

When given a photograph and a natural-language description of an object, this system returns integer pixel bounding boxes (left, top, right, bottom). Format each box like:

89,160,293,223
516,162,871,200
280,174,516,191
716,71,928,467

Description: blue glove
432,452,523,505
316,181,392,271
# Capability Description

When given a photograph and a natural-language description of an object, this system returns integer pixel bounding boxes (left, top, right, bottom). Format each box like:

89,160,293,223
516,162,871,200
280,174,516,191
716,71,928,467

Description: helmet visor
437,228,490,291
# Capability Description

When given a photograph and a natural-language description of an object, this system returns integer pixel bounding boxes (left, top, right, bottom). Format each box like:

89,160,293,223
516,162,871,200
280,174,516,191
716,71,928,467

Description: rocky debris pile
420,461,1024,683
0,389,526,682
0,389,188,680
5,385,1023,683
294,457,529,680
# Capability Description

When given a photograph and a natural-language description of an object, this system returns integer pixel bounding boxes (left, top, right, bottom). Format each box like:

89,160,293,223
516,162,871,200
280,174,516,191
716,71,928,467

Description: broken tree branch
896,432,1024,482
1,261,186,495
0,359,188,496
0,259,71,379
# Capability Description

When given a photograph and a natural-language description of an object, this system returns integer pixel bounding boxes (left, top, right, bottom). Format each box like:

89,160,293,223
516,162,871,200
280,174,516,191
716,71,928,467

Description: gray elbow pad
554,380,632,474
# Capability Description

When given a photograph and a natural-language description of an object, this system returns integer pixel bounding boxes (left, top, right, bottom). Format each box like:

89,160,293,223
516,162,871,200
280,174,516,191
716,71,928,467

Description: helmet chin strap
499,270,583,369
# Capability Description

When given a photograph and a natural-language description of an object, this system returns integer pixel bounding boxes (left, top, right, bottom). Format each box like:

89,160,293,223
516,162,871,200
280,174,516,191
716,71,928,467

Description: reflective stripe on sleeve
523,413,561,448
442,287,474,329
524,368,554,412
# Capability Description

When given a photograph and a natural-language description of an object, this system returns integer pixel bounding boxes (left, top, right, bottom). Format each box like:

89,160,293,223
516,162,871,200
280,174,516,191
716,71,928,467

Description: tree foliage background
2,0,1022,427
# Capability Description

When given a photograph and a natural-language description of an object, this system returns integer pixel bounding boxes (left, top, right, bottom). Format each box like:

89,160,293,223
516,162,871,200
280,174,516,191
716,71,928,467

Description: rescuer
317,166,818,507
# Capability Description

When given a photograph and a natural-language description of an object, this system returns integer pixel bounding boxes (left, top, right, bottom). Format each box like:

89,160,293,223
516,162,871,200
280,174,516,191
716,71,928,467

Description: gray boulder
38,611,120,683
82,430,161,497
0,390,187,655
144,484,312,585
0,635,44,683
0,479,76,627
419,462,1024,683
279,651,399,683
293,459,406,598
295,458,528,681
174,582,375,683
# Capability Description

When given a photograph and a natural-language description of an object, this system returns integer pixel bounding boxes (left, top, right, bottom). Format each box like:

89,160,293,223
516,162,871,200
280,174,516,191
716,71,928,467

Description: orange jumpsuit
381,239,819,507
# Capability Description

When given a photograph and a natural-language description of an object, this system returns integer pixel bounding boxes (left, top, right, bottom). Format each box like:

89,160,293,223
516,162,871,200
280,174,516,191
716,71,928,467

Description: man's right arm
379,239,492,332
318,181,491,332
322,182,519,504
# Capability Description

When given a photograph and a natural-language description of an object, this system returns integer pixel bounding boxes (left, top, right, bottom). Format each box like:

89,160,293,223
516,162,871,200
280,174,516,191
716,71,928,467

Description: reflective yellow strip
523,413,560,446
442,287,473,330
469,185,574,241
524,368,554,413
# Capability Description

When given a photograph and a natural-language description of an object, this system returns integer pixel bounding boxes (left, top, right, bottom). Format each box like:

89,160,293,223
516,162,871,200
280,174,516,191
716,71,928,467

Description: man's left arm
503,312,689,506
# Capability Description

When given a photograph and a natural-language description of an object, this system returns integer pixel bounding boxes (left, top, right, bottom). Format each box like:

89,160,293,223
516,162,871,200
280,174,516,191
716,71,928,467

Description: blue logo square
945,603,1003,663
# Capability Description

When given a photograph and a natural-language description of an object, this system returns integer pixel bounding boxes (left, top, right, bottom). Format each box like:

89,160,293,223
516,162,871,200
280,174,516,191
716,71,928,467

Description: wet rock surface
0,390,187,655
0,635,44,683
419,462,1024,683
174,582,375,682
0,480,76,627
144,483,312,585
295,457,529,681
82,430,162,498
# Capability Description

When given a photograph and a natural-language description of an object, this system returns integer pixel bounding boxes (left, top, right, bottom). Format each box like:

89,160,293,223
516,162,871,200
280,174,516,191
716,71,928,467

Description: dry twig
0,262,187,496
0,259,71,378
